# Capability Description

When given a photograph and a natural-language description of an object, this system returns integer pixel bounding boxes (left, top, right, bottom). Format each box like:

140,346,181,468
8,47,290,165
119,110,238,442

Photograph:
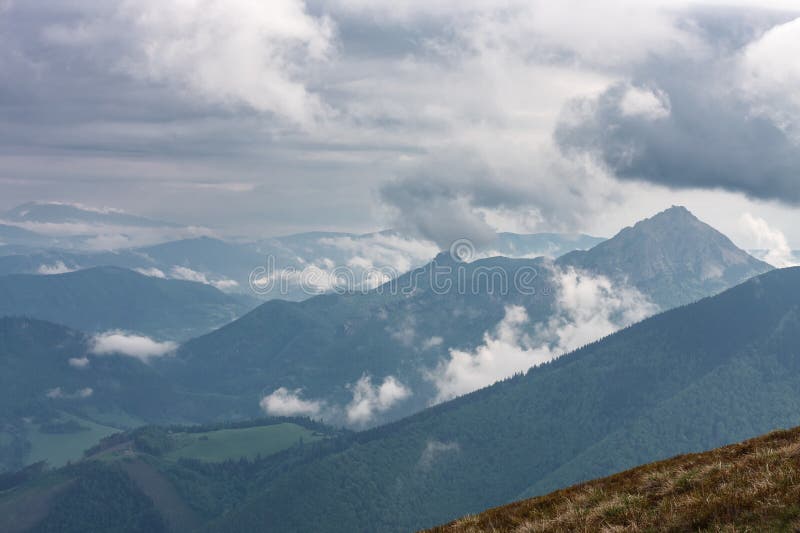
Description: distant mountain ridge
164,207,771,425
1,202,180,228
0,267,256,341
558,206,772,309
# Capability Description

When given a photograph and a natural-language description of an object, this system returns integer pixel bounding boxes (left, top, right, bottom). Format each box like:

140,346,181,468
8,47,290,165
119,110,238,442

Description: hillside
429,426,800,532
0,267,256,341
0,418,342,533
208,267,800,532
0,318,179,472
5,267,799,531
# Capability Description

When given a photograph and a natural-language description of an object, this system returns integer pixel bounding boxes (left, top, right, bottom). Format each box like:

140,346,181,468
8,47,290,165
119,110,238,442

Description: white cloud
739,17,800,137
740,213,798,268
46,387,93,399
45,0,335,127
345,374,411,425
320,233,439,277
330,0,702,66
90,331,177,362
134,267,167,278
260,387,323,417
620,85,671,120
169,266,238,291
37,261,75,275
68,356,90,368
422,336,444,350
429,268,657,403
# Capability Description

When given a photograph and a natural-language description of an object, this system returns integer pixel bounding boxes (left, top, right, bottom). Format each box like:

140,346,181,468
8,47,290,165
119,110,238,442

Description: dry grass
426,428,800,533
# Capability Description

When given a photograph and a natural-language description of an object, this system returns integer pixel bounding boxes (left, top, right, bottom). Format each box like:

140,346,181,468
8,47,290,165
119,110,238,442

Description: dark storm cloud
556,11,800,205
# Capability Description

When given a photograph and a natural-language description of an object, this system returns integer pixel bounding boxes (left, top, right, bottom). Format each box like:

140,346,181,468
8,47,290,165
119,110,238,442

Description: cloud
90,331,177,362
345,374,411,426
169,266,239,291
320,233,439,278
422,336,444,350
43,0,335,127
3,1,800,244
556,14,800,206
46,387,93,399
37,261,75,275
619,85,671,120
134,267,166,278
739,17,800,138
429,268,657,402
740,213,798,268
260,387,323,417
68,356,90,369
417,440,460,470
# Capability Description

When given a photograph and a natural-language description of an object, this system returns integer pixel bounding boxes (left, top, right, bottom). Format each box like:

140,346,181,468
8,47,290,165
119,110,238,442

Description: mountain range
0,267,257,341
208,265,800,532
0,204,784,533
0,202,606,300
162,206,771,425
2,259,798,532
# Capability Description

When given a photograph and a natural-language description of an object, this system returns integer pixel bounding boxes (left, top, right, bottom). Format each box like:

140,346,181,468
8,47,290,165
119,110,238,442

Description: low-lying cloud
68,356,90,369
260,374,411,426
260,387,323,417
429,268,657,402
345,374,411,426
90,331,177,362
46,386,93,399
417,440,460,471
170,266,239,291
37,261,76,275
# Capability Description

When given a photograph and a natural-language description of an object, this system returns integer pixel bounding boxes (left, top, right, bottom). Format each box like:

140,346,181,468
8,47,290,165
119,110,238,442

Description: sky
1,0,799,247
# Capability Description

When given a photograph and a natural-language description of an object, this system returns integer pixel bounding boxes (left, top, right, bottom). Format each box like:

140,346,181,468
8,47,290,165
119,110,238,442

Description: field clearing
25,413,120,468
163,423,324,462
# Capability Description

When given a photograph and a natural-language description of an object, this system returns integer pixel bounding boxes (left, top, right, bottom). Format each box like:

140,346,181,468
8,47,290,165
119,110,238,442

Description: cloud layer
1,1,799,244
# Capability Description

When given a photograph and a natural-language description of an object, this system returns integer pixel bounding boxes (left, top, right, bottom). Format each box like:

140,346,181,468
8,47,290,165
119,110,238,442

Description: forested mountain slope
211,266,800,532
0,267,255,341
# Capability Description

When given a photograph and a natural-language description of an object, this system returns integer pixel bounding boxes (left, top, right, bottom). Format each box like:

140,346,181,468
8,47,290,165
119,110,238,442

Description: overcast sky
1,0,799,246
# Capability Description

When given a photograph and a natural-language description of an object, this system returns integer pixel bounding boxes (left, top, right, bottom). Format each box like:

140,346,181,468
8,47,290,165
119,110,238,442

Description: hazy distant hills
211,266,800,532
164,207,771,425
1,202,181,229
557,206,772,309
0,201,606,301
0,267,257,341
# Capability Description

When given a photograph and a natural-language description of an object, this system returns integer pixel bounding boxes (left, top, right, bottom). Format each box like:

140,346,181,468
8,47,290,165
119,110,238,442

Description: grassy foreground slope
429,426,800,532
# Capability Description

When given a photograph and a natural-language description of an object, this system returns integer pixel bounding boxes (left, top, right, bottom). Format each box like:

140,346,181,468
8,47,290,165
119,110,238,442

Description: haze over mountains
1,244,796,532
0,205,775,478
163,206,771,425
0,202,605,301
0,267,257,341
